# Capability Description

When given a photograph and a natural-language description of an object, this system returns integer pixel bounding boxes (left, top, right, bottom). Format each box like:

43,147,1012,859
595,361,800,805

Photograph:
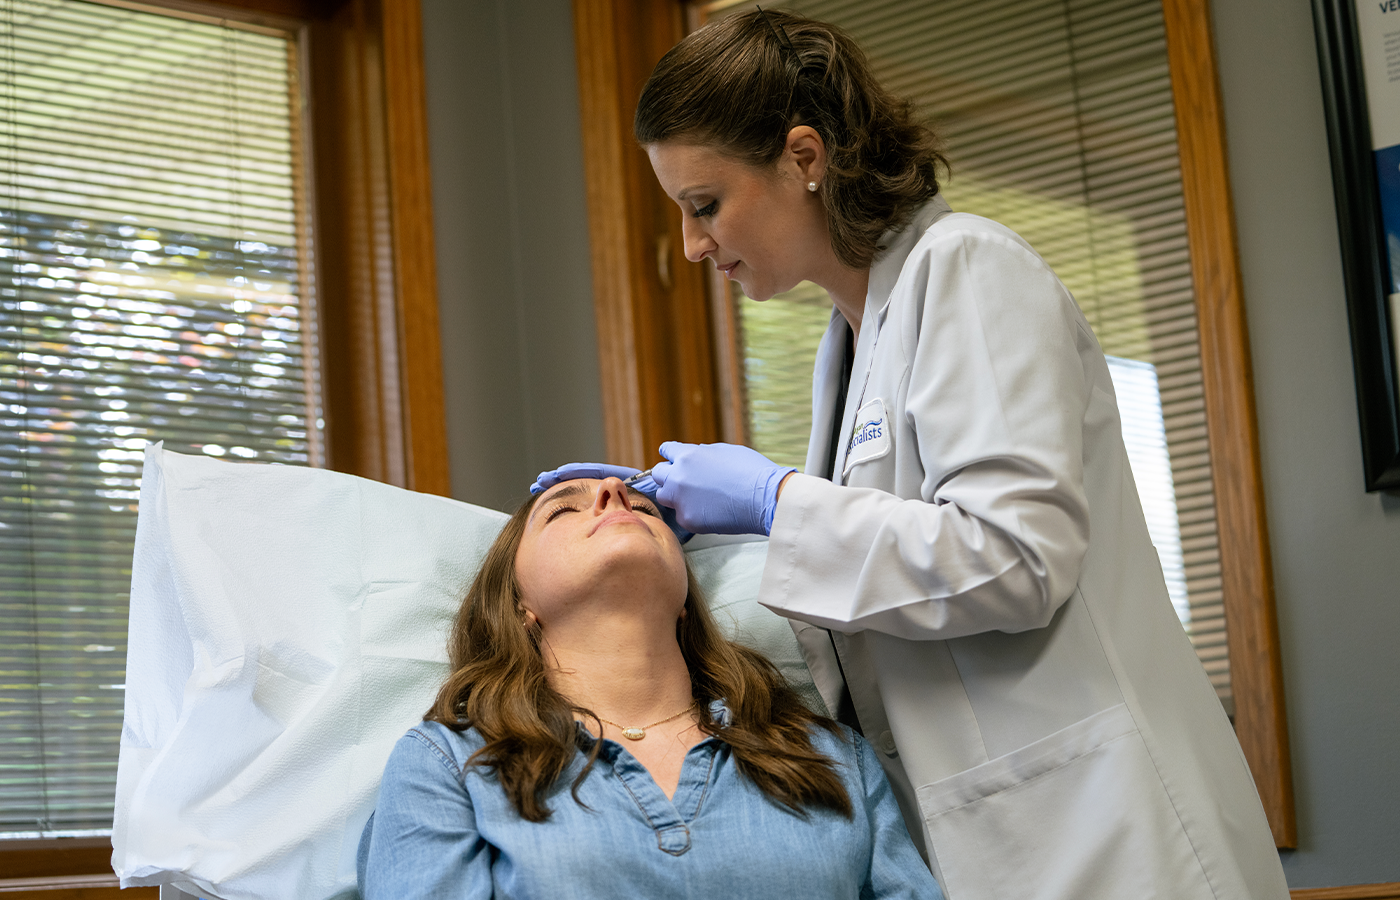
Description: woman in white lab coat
535,9,1288,899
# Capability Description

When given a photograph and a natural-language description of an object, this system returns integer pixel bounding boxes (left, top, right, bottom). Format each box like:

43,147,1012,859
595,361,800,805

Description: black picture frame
1313,0,1400,491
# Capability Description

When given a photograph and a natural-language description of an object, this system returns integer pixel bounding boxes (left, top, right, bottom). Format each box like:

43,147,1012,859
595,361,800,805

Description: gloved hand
651,442,796,536
528,462,688,542
531,462,656,495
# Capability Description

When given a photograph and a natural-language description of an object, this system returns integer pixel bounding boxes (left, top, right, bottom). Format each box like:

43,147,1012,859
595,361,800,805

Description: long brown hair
635,8,948,269
425,492,852,823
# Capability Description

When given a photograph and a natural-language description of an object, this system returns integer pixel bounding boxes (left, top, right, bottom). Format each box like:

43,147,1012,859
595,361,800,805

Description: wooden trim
1292,885,1400,900
572,0,645,465
0,885,157,899
0,841,112,881
1161,0,1297,848
379,0,450,495
0,838,157,897
310,0,450,494
706,272,751,446
0,874,158,897
572,0,721,467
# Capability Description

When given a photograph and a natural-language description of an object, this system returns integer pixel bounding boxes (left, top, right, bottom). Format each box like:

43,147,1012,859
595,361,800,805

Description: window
1,0,315,838
0,0,446,884
572,0,1294,846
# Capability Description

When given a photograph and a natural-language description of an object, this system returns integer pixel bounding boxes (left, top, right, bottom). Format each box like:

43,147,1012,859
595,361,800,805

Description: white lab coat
760,196,1289,900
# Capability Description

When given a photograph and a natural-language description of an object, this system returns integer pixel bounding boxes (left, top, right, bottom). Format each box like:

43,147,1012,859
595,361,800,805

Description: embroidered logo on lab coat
844,397,891,476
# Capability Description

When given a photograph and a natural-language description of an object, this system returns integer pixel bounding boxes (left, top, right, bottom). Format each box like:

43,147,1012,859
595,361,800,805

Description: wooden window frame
571,0,1296,848
0,0,446,888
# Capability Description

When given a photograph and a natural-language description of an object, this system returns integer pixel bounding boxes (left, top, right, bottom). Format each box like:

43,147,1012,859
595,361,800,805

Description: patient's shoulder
390,720,484,778
799,720,859,760
804,722,886,779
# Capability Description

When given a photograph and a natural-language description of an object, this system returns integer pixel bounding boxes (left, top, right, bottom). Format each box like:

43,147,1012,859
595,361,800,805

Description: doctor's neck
817,264,870,343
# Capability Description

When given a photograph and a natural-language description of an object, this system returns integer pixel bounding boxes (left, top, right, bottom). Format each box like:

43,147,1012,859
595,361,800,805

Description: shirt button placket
655,824,691,856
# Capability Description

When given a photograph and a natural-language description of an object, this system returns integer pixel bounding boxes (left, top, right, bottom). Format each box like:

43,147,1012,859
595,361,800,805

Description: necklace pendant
621,727,646,741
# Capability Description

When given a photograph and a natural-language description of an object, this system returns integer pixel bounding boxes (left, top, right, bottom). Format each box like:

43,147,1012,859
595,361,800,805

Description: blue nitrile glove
651,442,796,536
528,462,689,542
531,462,657,495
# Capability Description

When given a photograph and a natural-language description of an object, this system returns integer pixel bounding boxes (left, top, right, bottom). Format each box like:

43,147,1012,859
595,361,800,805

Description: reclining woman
357,476,940,899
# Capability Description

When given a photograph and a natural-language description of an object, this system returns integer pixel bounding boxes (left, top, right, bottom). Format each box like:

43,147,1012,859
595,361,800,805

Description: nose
593,477,634,513
680,214,714,263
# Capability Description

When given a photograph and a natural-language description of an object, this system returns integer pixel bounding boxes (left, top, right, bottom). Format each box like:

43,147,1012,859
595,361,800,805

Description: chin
740,274,800,303
739,281,776,302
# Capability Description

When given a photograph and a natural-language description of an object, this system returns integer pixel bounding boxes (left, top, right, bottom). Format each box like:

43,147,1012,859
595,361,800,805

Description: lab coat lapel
832,324,874,480
826,196,954,482
805,308,849,480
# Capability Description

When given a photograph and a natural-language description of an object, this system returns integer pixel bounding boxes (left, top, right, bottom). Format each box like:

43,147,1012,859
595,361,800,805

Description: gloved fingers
657,441,691,463
648,460,673,487
651,461,680,507
647,441,791,535
530,462,640,495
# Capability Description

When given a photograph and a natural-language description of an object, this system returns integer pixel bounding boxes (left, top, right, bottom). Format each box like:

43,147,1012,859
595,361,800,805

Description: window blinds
720,0,1231,708
1,0,312,836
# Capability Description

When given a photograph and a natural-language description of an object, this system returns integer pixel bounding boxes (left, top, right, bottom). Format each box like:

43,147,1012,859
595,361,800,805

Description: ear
783,125,827,186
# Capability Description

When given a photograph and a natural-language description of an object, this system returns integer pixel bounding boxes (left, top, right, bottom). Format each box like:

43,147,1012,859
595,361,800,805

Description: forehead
646,140,765,197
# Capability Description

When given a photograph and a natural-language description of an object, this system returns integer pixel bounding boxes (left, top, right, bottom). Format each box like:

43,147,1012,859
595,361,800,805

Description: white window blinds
710,0,1232,709
1,0,313,837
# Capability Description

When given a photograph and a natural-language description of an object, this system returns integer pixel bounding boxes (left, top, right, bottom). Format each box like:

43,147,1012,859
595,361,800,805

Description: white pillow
113,446,818,900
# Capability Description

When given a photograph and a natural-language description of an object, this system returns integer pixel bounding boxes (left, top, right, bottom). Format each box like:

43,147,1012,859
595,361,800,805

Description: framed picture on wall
1313,0,1400,491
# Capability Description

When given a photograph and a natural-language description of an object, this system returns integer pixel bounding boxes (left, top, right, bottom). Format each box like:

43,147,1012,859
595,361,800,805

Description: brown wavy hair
425,492,852,823
635,8,948,269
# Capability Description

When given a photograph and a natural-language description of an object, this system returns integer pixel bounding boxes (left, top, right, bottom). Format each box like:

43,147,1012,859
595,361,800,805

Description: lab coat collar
864,194,953,324
822,195,952,480
807,195,953,482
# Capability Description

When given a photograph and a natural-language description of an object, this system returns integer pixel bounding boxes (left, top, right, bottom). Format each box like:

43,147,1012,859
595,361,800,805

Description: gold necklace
595,701,696,741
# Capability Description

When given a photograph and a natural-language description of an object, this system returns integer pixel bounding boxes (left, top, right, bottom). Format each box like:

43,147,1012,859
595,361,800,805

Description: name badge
843,397,891,476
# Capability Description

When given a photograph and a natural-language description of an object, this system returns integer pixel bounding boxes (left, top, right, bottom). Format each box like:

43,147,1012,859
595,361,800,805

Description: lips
590,510,646,535
718,261,739,279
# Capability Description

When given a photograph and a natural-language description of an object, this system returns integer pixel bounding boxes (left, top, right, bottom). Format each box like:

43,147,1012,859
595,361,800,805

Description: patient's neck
539,604,693,725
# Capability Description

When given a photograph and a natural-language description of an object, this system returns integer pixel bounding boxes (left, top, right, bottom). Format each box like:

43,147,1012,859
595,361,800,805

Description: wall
1211,0,1400,888
417,0,1400,888
420,0,604,513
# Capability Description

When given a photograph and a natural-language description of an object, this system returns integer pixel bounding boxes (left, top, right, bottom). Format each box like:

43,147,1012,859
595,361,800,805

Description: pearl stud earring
807,181,819,192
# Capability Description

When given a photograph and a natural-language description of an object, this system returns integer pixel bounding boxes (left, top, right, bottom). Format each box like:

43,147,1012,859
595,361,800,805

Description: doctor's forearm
761,474,1085,640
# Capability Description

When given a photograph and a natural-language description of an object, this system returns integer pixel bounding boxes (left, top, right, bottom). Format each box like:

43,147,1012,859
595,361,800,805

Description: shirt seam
689,745,719,819
406,725,465,780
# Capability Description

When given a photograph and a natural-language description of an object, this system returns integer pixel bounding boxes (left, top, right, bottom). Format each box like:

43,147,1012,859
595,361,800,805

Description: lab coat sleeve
763,226,1093,640
358,728,493,900
854,734,947,899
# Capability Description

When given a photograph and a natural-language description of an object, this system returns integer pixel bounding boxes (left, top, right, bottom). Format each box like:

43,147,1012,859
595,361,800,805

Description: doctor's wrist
761,467,798,535
775,470,796,501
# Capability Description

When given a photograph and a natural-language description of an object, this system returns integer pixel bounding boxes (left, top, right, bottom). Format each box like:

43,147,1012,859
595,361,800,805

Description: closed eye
543,503,578,523
691,200,716,218
624,489,659,516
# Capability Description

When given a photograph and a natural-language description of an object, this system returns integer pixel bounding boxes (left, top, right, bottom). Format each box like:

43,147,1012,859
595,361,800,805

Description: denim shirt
358,705,941,899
